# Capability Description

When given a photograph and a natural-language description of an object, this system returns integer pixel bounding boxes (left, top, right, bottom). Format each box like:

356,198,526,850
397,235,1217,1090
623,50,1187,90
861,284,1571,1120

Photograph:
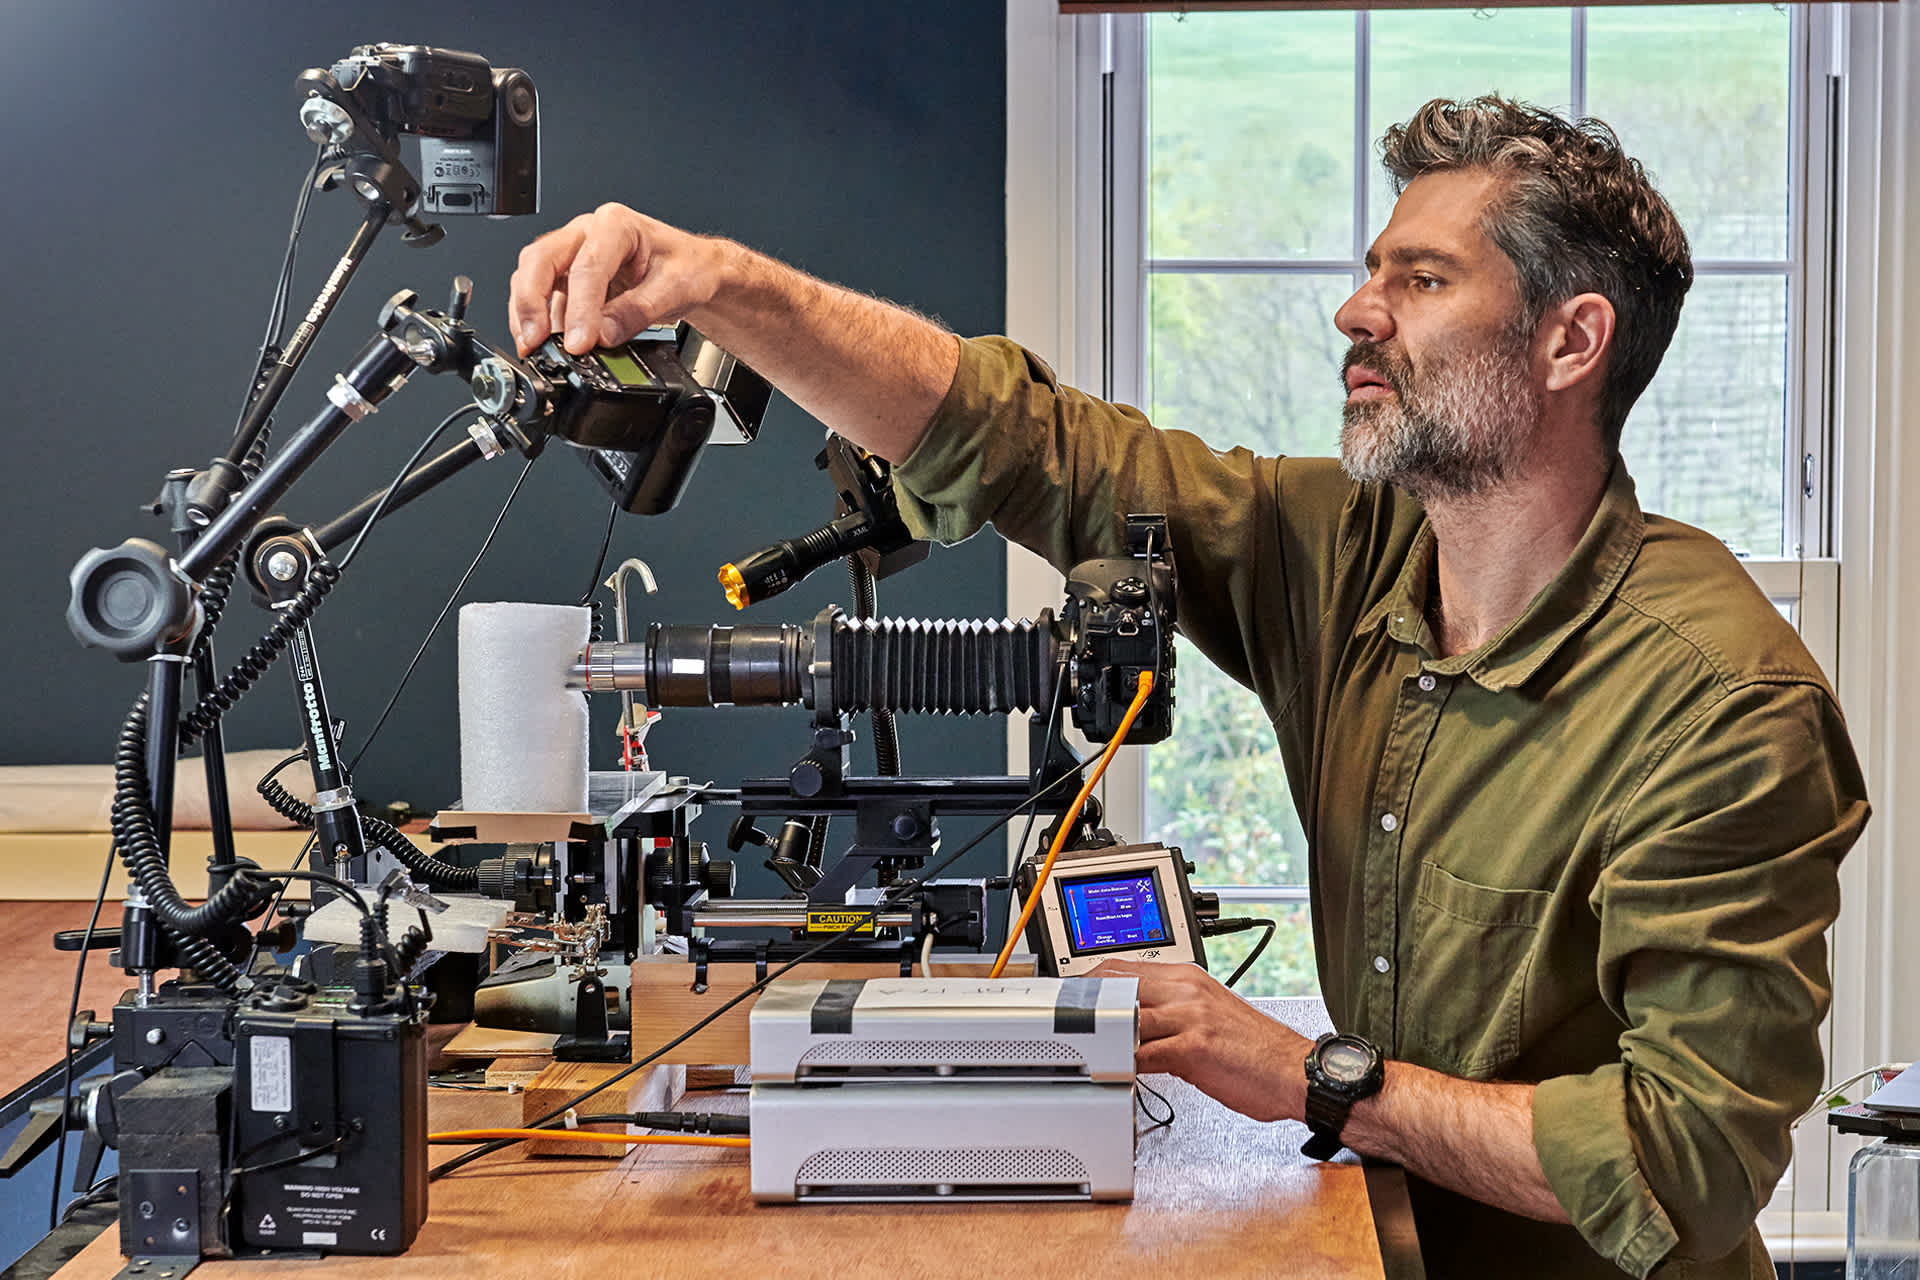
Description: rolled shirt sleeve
1533,681,1867,1276
894,334,1356,706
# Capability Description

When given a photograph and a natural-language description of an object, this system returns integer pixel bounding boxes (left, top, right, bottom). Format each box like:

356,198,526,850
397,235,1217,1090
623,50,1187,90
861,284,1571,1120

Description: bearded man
508,97,1867,1279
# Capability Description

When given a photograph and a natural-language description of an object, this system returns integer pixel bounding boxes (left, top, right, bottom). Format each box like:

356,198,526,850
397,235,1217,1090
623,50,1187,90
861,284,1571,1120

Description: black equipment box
229,1001,427,1254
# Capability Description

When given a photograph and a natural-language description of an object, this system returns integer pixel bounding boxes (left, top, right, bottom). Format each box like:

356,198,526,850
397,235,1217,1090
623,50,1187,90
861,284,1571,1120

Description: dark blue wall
0,3,1010,889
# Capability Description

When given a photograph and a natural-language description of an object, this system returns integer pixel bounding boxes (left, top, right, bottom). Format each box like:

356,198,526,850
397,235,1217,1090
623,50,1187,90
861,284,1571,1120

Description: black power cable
1137,1076,1176,1131
577,499,620,606
233,144,328,437
1203,916,1278,990
337,403,483,573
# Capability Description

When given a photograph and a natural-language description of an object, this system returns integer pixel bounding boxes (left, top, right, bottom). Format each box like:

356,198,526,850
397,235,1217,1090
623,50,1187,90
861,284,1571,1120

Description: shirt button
1418,674,1436,692
1380,813,1398,832
1373,955,1391,973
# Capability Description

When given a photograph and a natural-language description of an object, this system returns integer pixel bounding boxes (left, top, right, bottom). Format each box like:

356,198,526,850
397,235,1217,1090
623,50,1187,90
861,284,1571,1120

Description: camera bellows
458,602,590,813
828,616,1055,717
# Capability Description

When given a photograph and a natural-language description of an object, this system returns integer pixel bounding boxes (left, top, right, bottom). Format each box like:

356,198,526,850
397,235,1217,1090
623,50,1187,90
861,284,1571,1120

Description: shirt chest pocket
1404,861,1553,1078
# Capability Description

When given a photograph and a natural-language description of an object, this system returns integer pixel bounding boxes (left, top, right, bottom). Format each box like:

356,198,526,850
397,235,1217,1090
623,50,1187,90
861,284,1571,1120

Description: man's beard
1338,321,1542,503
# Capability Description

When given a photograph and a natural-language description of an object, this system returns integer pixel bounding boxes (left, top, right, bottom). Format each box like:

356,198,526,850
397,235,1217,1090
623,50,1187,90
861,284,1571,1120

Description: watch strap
1300,1126,1345,1161
1301,1072,1355,1159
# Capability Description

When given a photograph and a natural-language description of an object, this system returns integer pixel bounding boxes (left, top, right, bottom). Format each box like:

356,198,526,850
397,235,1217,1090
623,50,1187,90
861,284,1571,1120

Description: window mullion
1355,12,1369,258
1572,8,1588,119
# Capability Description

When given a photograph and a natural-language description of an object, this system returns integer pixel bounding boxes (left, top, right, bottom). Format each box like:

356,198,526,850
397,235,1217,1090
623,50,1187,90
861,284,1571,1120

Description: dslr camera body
299,43,538,217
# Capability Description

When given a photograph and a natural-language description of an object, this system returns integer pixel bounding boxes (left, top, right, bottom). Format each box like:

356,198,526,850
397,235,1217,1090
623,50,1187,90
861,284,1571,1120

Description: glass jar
1849,1138,1920,1278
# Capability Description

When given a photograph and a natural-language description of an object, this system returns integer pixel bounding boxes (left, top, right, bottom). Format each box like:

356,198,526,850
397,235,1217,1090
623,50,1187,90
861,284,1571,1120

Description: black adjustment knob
378,288,421,330
727,816,771,852
66,539,196,659
1192,891,1220,922
789,761,825,798
476,855,512,900
448,275,473,322
701,858,736,898
68,1011,110,1052
53,928,120,953
764,856,821,894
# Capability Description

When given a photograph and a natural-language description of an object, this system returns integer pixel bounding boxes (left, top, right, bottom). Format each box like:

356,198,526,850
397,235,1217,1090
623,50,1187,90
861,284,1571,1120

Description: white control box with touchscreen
1021,842,1206,977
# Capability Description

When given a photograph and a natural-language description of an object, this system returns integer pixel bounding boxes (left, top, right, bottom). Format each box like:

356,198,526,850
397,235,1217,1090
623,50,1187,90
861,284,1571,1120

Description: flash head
469,326,769,516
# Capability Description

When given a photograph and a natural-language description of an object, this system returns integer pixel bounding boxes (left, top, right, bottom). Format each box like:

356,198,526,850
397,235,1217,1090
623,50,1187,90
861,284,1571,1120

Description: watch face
1320,1039,1374,1083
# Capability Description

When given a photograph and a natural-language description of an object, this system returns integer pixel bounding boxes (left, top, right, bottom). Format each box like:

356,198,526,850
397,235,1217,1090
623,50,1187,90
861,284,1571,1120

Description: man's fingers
561,206,645,354
1135,1033,1196,1079
1089,958,1154,978
1137,1003,1186,1044
508,224,585,356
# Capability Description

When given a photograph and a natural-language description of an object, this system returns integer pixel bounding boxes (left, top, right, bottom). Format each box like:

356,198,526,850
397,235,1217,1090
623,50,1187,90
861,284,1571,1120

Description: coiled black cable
256,766,478,890
178,559,340,748
190,429,272,658
110,694,274,991
391,913,433,976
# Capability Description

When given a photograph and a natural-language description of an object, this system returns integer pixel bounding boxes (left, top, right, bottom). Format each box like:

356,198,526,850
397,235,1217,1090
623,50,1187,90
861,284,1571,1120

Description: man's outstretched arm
507,202,958,462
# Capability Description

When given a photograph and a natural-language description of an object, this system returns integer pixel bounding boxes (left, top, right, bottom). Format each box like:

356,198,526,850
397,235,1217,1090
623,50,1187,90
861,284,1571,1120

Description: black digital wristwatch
1301,1032,1385,1161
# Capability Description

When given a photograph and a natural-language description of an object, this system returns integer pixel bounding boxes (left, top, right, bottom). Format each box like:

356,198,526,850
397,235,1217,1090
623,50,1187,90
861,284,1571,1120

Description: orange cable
989,670,1155,978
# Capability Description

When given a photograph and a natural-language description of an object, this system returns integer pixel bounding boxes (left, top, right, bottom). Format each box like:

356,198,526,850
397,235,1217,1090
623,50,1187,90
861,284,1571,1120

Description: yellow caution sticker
806,910,876,935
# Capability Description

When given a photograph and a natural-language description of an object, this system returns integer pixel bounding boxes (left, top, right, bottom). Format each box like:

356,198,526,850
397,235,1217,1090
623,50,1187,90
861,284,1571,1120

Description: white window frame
1007,0,1920,1255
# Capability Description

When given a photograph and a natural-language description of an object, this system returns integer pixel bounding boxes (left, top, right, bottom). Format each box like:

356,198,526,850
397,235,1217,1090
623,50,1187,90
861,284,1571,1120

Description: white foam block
458,602,590,814
303,893,513,953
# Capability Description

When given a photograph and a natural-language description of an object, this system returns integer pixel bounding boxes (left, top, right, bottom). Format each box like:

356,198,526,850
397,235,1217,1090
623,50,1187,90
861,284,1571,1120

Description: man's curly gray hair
1380,96,1693,453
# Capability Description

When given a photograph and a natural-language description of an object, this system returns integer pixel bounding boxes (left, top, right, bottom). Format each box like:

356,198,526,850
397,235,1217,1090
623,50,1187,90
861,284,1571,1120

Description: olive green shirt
893,336,1869,1280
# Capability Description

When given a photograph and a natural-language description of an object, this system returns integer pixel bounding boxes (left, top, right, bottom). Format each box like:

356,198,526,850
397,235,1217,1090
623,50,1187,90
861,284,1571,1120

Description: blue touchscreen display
1058,868,1171,955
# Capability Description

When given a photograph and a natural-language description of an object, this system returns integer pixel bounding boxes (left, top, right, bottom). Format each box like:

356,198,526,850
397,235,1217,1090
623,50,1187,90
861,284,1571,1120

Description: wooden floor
0,901,135,1096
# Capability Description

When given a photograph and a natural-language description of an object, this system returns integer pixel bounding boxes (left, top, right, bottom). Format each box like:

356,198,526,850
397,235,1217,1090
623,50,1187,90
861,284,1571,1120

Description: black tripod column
156,469,242,887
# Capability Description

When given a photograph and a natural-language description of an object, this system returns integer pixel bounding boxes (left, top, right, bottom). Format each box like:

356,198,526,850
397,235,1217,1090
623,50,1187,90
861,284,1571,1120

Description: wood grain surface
0,901,137,1096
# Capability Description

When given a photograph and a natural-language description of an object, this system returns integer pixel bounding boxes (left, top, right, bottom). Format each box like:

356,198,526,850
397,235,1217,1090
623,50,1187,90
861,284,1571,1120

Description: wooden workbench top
57,1068,1407,1280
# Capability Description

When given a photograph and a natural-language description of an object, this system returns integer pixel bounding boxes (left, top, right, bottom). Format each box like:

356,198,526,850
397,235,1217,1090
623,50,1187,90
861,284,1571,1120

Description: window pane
1142,273,1346,894
1368,10,1573,243
1147,13,1356,261
1147,637,1308,886
1587,7,1791,261
1199,903,1318,998
1621,273,1788,556
1144,271,1350,455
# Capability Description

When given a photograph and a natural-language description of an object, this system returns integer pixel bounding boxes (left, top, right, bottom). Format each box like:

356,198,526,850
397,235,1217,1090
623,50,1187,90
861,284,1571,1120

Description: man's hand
1089,958,1310,1124
508,203,724,357
1091,957,1570,1223
503,203,957,462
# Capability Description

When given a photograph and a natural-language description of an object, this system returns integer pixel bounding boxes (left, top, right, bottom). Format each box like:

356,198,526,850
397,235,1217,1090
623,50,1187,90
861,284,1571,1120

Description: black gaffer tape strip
1054,976,1101,1034
809,978,865,1035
